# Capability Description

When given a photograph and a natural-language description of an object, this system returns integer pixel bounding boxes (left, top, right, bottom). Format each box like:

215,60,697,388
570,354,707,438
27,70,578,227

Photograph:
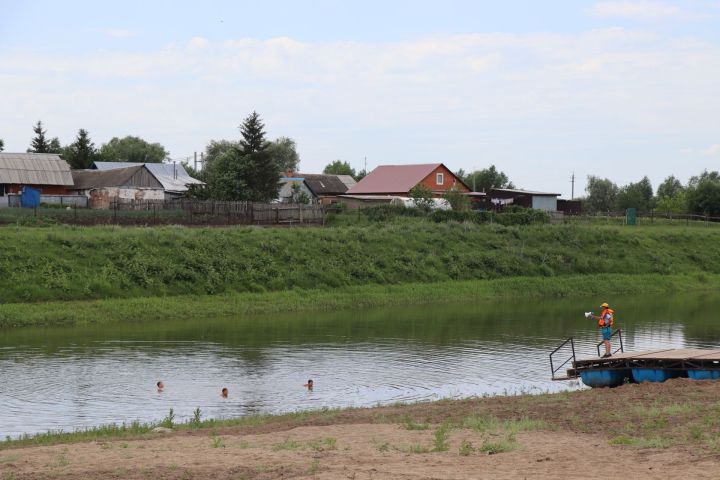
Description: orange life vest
598,308,614,328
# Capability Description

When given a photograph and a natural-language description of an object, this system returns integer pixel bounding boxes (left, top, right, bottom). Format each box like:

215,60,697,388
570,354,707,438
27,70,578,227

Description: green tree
655,190,687,213
584,176,618,213
656,175,683,199
686,171,720,216
28,120,51,153
0,138,4,152
323,160,356,177
355,169,367,181
443,186,471,211
615,176,654,213
239,111,266,154
465,165,514,192
64,129,98,169
203,112,280,202
98,136,168,163
238,111,279,202
289,182,310,204
267,137,300,173
409,184,434,211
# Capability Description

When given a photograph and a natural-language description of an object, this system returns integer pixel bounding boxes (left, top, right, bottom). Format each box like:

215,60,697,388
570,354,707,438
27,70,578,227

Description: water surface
2,292,720,437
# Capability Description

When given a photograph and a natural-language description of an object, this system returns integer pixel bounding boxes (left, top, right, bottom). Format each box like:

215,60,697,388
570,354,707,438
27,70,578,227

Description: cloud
105,28,136,38
2,29,720,194
589,1,686,19
701,144,720,156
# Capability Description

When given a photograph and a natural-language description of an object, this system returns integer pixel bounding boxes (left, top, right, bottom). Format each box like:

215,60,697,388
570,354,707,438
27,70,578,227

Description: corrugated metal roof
93,162,205,193
297,173,351,195
336,175,357,189
0,153,74,186
346,164,442,194
72,165,163,189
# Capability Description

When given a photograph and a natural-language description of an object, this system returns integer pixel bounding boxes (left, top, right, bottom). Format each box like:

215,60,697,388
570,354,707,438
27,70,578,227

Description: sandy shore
3,379,720,479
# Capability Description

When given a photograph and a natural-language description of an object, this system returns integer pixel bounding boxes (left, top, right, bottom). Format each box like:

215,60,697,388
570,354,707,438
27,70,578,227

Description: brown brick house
346,163,471,197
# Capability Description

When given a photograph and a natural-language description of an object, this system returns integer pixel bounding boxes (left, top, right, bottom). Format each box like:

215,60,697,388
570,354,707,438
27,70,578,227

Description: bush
430,207,549,225
360,205,427,221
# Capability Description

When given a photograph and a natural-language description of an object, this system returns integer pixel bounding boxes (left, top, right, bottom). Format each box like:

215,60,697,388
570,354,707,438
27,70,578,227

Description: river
2,291,720,437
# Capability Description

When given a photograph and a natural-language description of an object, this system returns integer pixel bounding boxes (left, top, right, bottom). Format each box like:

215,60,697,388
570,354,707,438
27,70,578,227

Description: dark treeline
583,173,720,216
24,120,168,169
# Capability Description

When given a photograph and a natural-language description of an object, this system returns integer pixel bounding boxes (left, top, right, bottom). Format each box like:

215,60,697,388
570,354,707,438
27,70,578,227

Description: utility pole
570,172,575,200
364,156,367,174
194,152,197,171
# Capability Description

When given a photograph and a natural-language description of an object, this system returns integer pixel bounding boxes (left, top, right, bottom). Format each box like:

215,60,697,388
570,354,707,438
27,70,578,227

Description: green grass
271,439,302,451
1,220,720,305
0,220,718,328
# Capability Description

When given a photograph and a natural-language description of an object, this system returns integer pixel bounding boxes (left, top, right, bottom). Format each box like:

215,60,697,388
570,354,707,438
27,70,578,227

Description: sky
1,0,719,197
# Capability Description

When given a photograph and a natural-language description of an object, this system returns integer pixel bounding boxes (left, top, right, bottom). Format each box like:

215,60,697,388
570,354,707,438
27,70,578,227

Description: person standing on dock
589,303,615,358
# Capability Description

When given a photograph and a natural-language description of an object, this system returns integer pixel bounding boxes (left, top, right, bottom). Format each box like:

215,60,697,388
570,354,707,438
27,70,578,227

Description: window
436,173,444,185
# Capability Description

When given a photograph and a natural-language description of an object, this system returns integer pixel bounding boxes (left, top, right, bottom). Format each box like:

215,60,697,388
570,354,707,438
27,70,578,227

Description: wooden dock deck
568,348,720,378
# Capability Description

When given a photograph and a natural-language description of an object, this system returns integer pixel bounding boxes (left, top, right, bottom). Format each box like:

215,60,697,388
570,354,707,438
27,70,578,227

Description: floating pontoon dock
550,331,720,387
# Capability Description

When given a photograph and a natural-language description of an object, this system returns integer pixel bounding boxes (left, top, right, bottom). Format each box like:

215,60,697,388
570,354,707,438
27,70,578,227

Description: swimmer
156,381,164,392
303,379,314,390
221,387,228,398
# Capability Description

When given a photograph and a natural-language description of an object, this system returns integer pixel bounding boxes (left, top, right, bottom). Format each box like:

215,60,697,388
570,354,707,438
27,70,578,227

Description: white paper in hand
584,312,592,318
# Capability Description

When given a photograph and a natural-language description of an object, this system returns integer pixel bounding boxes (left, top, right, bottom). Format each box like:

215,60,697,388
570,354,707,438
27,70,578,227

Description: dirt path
3,379,720,479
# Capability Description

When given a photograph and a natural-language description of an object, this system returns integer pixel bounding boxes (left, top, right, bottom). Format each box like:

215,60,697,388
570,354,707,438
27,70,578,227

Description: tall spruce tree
239,111,267,155
0,138,4,152
29,120,51,153
238,112,279,202
65,129,98,169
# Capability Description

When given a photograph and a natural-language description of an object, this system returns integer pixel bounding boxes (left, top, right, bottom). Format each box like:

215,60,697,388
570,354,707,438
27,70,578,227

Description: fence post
299,204,303,224
276,206,280,224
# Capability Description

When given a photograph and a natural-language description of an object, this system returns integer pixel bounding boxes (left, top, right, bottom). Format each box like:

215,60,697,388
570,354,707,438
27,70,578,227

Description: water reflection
1,291,720,437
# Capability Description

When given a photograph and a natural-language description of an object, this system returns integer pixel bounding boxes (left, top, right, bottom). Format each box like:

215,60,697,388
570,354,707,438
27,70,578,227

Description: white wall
531,196,558,211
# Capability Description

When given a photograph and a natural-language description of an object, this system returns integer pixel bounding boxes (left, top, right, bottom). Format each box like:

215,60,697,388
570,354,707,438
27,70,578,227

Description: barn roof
93,161,204,193
0,153,74,186
71,165,162,189
298,173,352,195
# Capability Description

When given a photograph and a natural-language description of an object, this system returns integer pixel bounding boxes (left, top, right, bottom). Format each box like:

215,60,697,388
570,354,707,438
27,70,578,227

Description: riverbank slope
2,220,720,328
2,379,719,479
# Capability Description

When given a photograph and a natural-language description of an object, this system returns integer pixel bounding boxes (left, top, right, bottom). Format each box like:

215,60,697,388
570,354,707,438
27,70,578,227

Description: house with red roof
346,163,472,198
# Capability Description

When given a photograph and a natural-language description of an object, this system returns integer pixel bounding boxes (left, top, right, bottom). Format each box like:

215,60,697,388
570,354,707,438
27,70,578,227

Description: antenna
571,172,575,200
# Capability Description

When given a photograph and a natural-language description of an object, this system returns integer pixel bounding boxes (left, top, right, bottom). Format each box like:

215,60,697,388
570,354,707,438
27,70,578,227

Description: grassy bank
1,220,720,305
1,272,719,328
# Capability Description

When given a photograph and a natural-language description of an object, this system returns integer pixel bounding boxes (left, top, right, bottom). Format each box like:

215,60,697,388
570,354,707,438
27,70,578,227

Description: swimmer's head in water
157,381,164,388
221,387,228,397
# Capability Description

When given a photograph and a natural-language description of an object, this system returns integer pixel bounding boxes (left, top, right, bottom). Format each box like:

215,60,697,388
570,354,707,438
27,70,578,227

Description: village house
345,163,471,198
277,172,357,204
0,153,75,207
71,165,165,209
339,163,480,208
93,161,204,199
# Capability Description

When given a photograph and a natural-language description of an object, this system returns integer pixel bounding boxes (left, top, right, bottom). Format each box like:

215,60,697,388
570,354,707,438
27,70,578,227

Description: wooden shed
72,165,165,209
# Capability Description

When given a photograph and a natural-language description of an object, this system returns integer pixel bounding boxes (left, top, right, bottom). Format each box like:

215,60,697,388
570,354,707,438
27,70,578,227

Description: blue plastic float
579,369,629,388
687,370,720,380
631,368,685,383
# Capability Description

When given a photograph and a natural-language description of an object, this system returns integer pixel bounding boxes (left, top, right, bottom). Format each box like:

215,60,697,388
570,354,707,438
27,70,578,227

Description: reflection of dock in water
551,335,720,387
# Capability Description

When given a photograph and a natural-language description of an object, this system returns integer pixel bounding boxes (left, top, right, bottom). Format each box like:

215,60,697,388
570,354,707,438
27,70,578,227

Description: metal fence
7,194,89,208
0,199,326,227
565,210,720,227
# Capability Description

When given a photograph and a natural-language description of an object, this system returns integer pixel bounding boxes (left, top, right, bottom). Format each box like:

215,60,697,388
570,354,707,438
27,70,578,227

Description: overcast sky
1,0,719,197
